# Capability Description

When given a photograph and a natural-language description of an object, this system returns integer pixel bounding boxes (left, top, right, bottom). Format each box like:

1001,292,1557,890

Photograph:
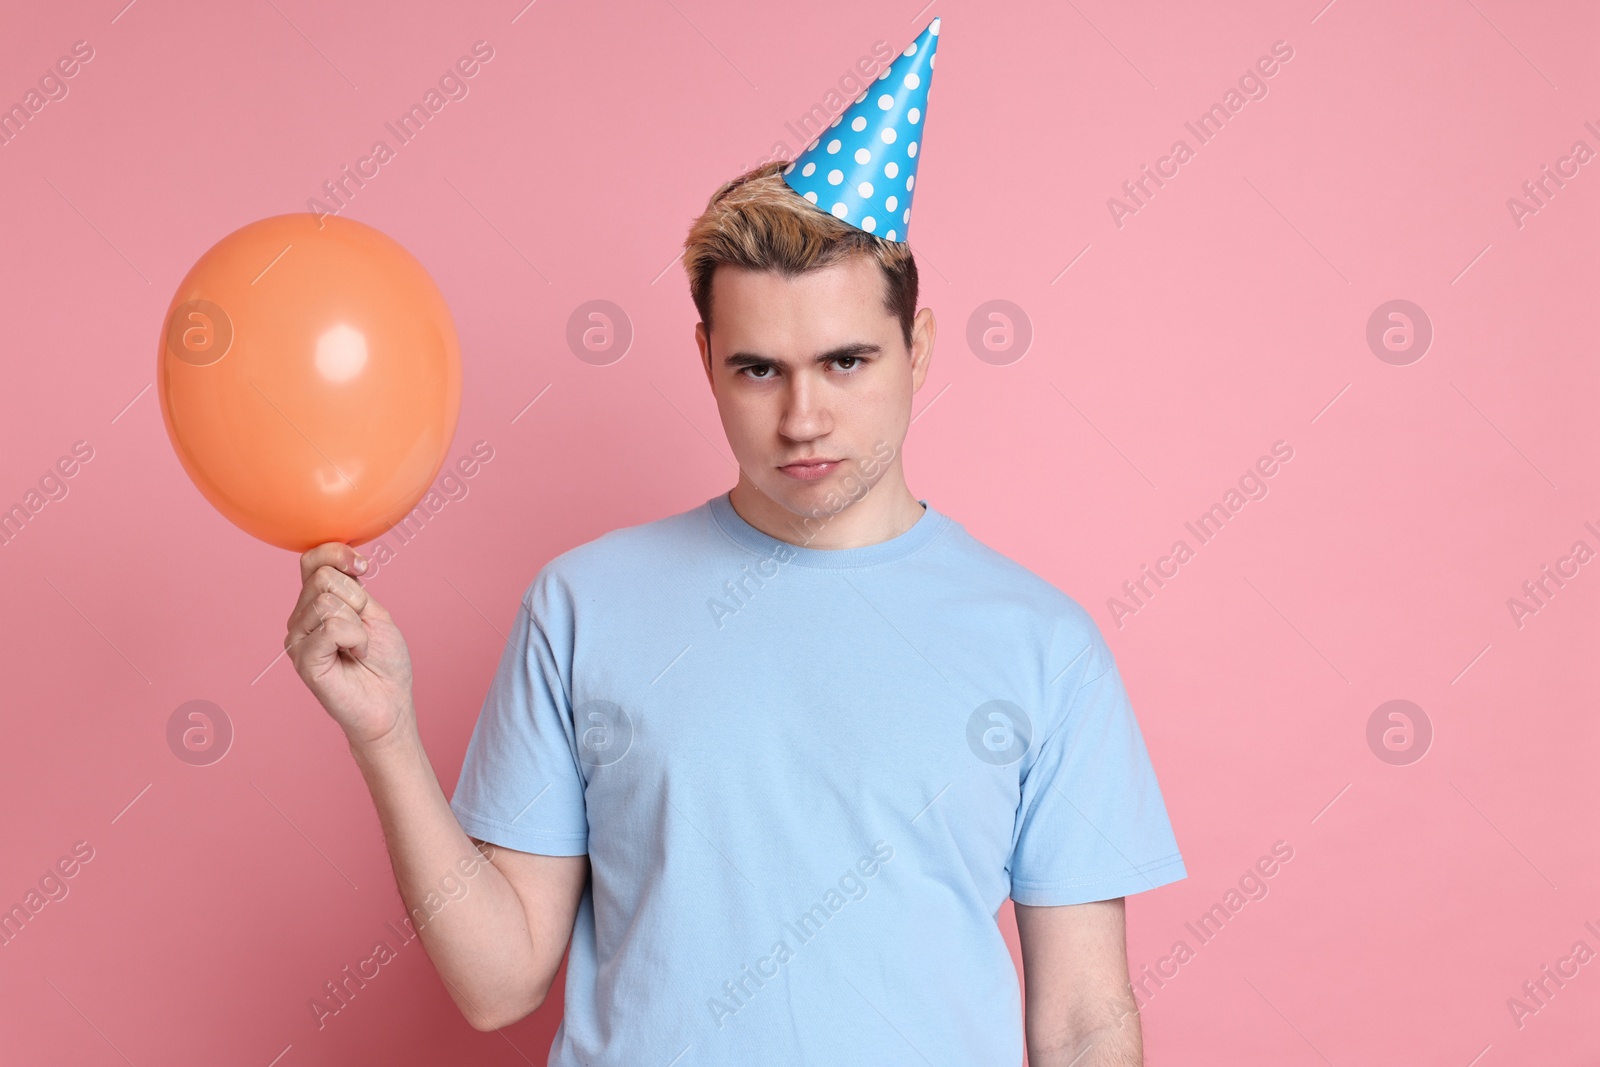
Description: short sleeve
1008,634,1185,905
448,571,590,856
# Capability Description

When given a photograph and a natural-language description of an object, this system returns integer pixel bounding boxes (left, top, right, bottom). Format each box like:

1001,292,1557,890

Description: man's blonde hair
682,160,919,349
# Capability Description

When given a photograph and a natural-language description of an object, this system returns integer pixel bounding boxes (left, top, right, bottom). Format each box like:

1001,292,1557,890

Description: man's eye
740,358,864,379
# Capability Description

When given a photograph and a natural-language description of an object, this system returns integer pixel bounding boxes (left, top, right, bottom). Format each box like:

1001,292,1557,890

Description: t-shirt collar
708,490,944,570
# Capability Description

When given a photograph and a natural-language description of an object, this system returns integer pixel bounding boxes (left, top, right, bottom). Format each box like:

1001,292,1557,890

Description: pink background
1,0,1596,1063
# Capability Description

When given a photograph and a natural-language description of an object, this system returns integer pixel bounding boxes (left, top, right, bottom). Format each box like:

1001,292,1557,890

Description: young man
283,18,1184,1066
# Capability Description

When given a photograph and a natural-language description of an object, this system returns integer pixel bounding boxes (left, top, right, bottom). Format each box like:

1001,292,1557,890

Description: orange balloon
158,214,462,553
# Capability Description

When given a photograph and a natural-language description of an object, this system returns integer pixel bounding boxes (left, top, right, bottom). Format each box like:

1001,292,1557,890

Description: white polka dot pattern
781,17,939,244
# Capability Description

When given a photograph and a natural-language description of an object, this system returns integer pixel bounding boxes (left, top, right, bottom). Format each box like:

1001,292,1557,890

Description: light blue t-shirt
449,491,1185,1065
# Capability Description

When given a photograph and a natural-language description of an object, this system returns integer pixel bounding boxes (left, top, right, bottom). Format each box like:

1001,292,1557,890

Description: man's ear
696,321,713,388
909,307,936,392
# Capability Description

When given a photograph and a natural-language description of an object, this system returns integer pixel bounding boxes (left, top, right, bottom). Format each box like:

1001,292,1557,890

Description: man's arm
349,724,589,1030
286,542,588,1031
1014,897,1143,1067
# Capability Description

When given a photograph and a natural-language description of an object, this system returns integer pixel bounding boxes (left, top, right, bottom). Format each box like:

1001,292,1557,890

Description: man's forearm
1017,898,1144,1066
348,710,545,1028
1027,1003,1143,1067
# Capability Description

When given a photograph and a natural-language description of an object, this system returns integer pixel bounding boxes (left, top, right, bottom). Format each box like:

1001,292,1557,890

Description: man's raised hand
285,543,415,749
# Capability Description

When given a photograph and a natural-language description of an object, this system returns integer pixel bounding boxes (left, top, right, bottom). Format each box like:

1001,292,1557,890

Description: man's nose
778,372,832,439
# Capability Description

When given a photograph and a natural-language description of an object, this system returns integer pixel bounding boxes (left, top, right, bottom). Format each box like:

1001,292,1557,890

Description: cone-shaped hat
781,17,941,242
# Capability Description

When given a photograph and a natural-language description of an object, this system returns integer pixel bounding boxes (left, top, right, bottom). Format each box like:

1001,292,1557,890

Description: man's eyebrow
723,342,882,368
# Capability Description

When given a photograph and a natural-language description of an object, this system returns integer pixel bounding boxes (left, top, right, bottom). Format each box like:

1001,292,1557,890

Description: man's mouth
778,458,842,481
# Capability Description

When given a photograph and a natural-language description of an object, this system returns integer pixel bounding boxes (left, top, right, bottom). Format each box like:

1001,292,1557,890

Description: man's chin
776,466,878,511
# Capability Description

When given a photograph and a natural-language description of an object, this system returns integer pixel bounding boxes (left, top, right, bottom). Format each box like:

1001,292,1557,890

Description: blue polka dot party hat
782,17,941,242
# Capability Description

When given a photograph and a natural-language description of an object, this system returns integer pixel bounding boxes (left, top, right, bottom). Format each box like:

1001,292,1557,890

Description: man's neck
727,470,926,551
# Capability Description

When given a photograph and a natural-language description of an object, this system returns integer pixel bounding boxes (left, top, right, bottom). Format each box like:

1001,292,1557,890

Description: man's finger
287,565,380,631
299,542,370,587
286,591,360,650
288,612,371,670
